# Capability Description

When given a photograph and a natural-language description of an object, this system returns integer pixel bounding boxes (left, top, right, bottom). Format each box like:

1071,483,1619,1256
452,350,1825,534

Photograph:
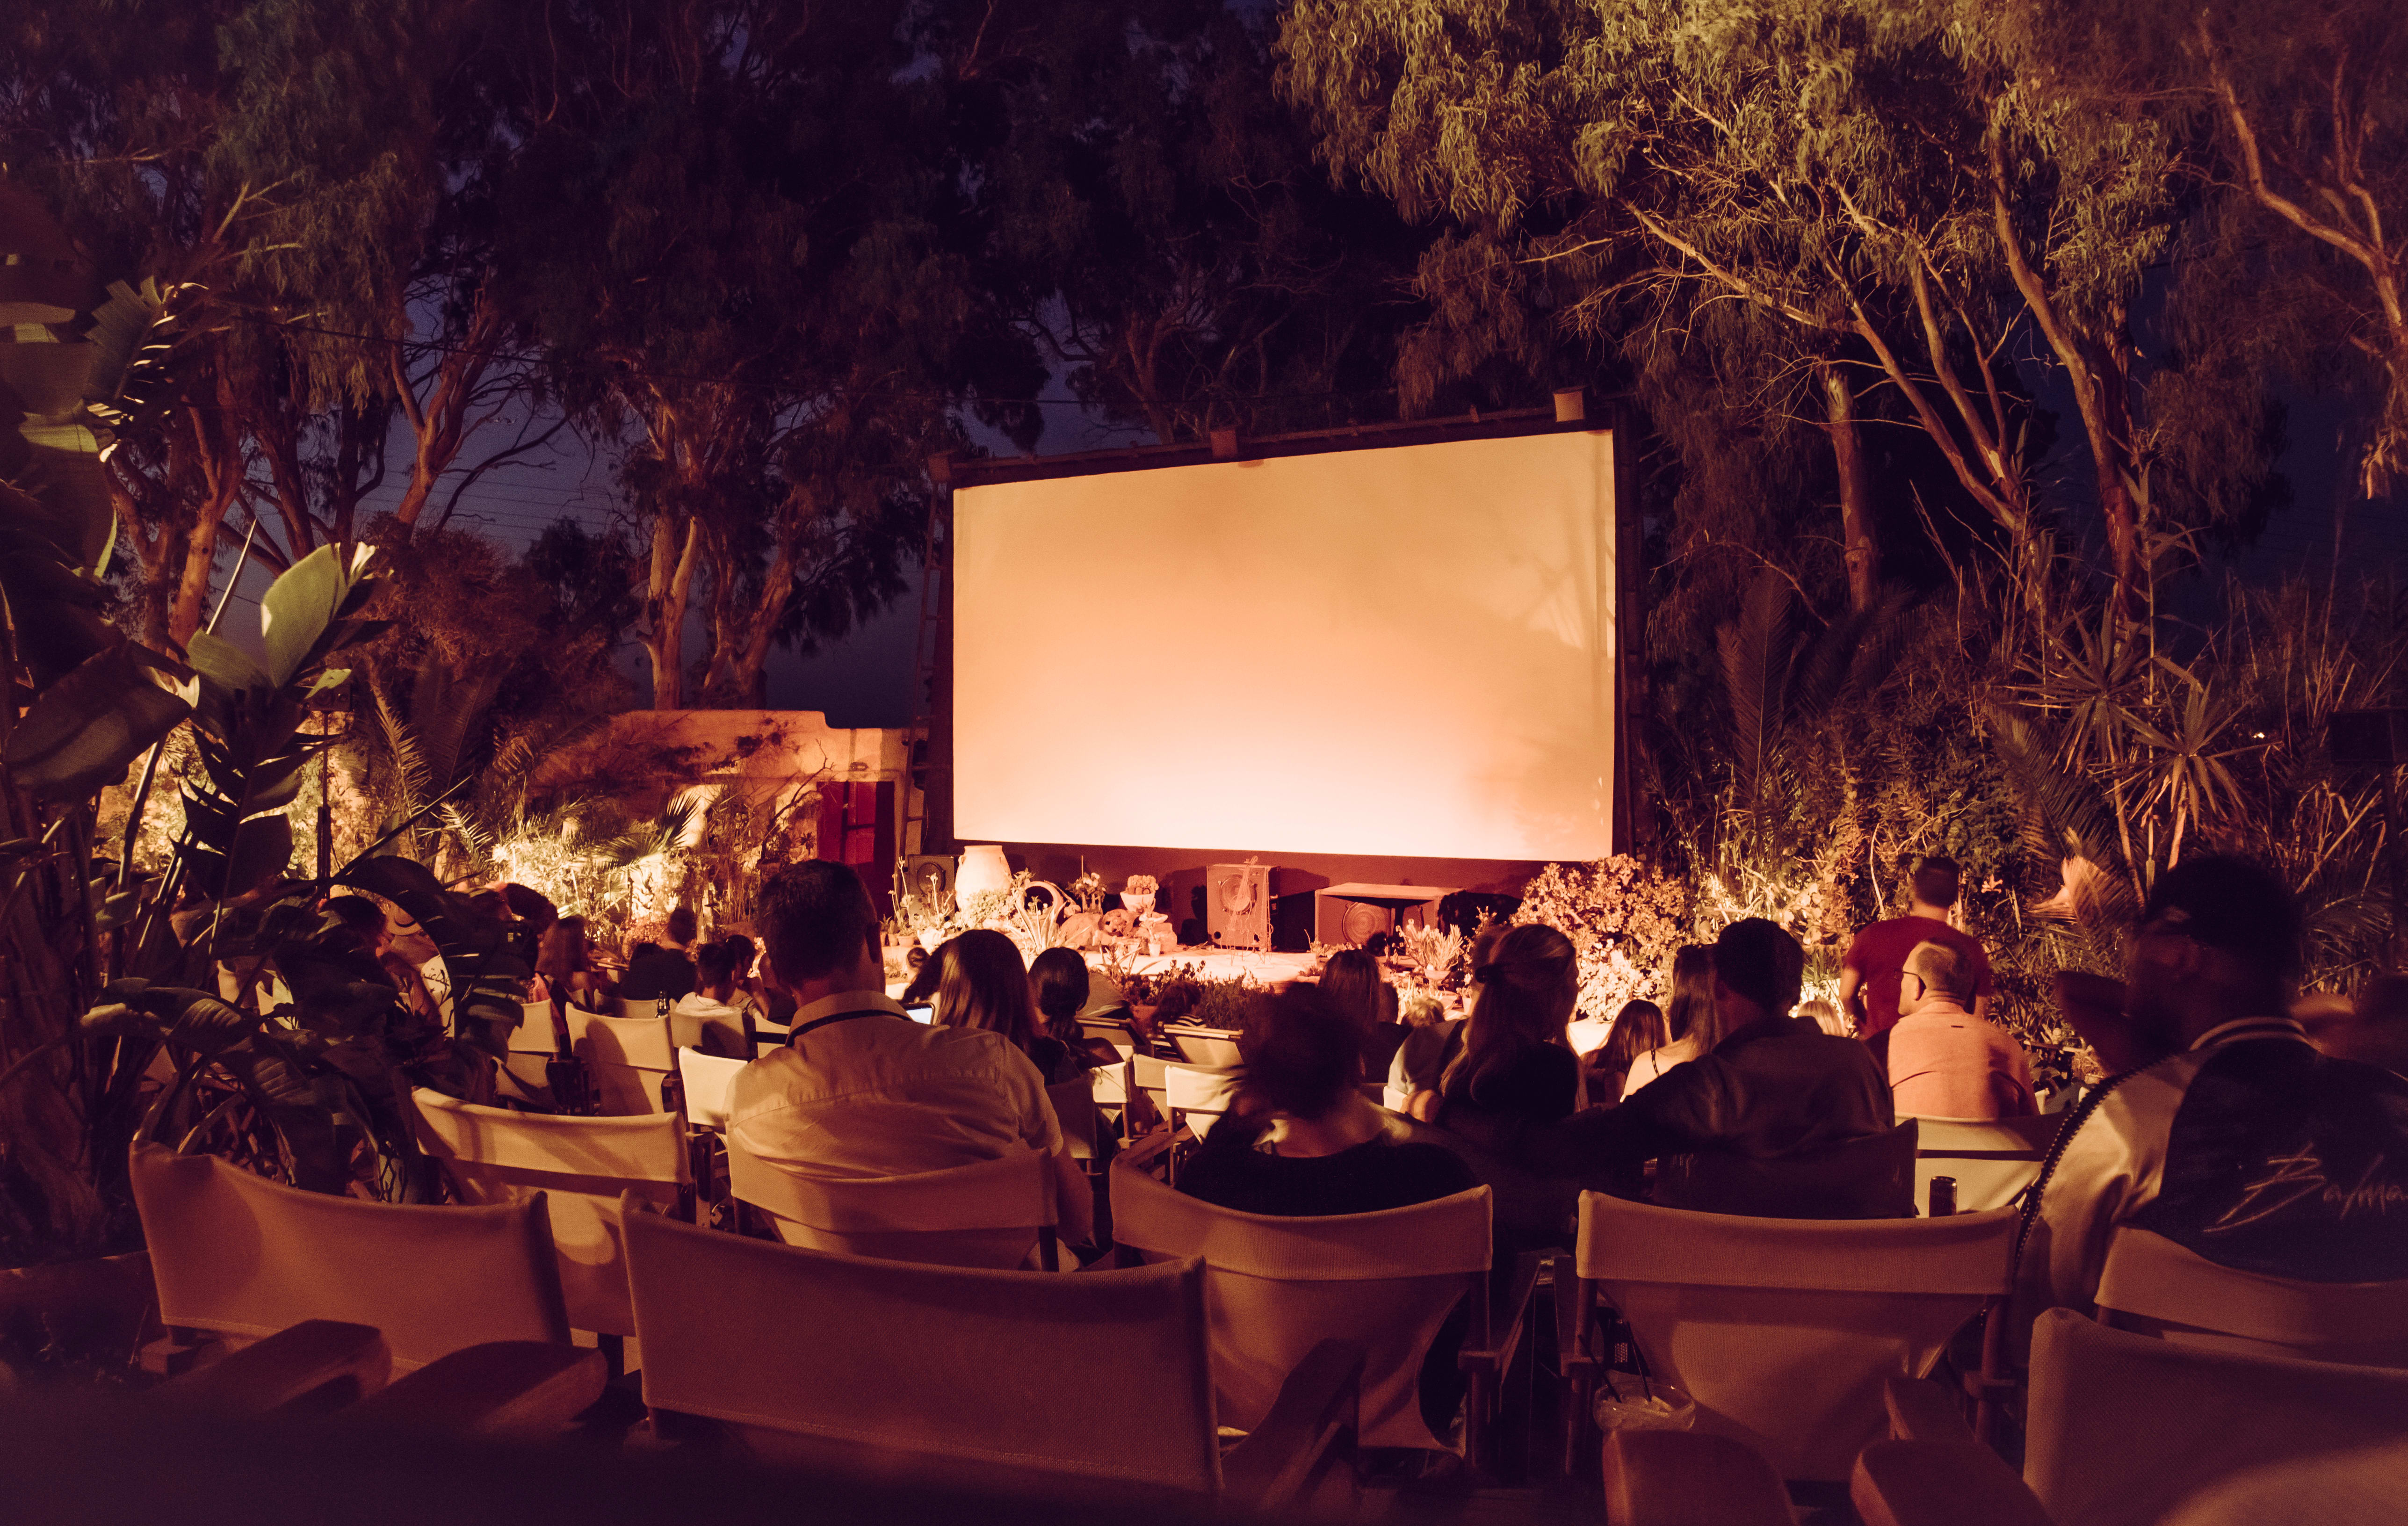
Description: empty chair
1165,1062,1241,1143
1086,1056,1136,1128
676,1048,747,1132
621,1201,1360,1509
2093,1226,2408,1367
408,1089,690,1339
2025,1307,2408,1526
726,1134,1058,1270
1049,1074,1105,1164
1112,1161,1499,1454
569,1008,690,1115
129,1142,570,1372
1566,1191,2018,1481
498,999,564,1096
1909,1114,2061,1215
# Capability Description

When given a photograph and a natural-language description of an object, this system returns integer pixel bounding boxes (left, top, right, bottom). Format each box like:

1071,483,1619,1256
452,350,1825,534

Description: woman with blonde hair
1622,944,1718,1094
936,928,1082,1083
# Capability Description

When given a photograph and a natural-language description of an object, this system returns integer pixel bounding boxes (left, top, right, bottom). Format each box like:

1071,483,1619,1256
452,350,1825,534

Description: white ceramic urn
955,844,1013,899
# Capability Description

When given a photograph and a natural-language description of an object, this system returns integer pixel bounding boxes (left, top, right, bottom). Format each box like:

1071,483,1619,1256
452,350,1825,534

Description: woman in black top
1178,985,1477,1218
1421,923,1584,1249
933,930,1084,1084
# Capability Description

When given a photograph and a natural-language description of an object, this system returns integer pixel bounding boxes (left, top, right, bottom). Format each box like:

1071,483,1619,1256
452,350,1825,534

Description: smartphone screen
905,1003,935,1024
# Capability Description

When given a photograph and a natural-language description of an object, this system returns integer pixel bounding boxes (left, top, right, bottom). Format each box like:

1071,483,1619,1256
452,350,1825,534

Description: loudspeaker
902,855,956,906
1207,863,1272,950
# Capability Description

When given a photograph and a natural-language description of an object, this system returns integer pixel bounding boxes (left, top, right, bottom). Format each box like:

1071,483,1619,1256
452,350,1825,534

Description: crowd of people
642,852,2407,1385
350,843,2405,1446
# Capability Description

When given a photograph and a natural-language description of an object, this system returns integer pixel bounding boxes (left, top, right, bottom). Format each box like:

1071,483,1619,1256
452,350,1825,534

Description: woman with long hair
1428,923,1582,1123
1623,944,1718,1093
533,915,614,1013
1029,946,1121,1068
1318,947,1406,1084
935,929,1081,1083
1586,999,1668,1105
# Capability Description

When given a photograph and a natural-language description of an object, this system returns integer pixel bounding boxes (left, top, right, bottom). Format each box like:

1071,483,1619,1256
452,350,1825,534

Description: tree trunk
1816,360,1879,613
642,516,701,710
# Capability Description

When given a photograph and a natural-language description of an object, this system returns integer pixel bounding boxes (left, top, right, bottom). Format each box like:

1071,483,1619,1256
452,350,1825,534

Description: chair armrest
1851,1440,2052,1526
344,1341,607,1438
151,1320,390,1416
1885,1375,1976,1442
1220,1337,1363,1512
1459,1250,1545,1377
1603,1429,1796,1526
1116,1129,1177,1179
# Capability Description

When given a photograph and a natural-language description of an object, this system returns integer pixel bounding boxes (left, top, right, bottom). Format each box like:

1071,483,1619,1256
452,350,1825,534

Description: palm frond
373,689,431,817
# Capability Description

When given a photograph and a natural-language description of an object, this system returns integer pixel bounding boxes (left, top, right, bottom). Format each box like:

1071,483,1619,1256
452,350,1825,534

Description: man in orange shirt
1887,940,2035,1119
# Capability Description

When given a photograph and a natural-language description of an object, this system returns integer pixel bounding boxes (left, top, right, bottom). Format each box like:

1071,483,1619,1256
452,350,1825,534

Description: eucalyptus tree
929,0,1439,444
486,0,1041,710
0,0,553,645
1278,0,2197,615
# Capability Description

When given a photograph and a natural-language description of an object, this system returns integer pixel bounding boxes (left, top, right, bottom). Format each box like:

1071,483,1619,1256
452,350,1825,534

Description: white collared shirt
728,990,1061,1181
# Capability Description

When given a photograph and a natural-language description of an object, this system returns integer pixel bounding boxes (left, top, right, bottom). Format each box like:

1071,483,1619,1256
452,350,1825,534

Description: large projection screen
955,429,1615,860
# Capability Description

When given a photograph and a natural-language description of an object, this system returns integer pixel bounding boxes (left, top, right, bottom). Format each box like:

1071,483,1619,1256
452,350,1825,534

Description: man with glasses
2017,855,2408,1338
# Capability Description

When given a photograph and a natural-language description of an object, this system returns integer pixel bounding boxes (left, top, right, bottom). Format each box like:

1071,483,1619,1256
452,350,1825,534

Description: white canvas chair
1167,1026,1245,1068
2093,1226,2408,1367
568,1008,691,1115
407,1089,691,1339
675,1048,747,1133
1111,1162,1522,1460
2025,1307,2408,1526
1165,1062,1242,1142
1908,1114,2061,1215
619,1201,1361,1511
1566,1191,2018,1481
495,999,563,1097
725,1134,1059,1270
128,1142,571,1372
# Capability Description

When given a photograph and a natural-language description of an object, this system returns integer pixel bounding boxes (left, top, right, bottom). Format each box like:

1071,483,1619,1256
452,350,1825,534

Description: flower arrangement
1393,921,1466,988
1512,856,1693,1019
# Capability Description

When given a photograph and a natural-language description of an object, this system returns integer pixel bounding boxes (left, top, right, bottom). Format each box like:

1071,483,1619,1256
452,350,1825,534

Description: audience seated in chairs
726,863,1092,1247
1620,944,1720,1093
1526,918,1899,1215
1887,939,2037,1120
620,907,700,1003
937,929,1086,1085
1179,985,1477,1218
1319,948,1407,1090
1585,999,1665,1106
1028,946,1121,1069
2016,854,2408,1356
532,915,613,1013
672,940,756,1059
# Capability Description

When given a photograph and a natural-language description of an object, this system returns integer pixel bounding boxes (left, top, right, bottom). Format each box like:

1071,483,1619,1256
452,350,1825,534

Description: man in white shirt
671,940,754,1058
727,861,1092,1245
2016,856,2408,1351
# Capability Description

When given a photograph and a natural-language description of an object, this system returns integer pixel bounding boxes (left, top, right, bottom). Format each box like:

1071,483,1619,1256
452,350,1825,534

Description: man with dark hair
727,862,1092,1244
1523,918,1897,1215
1837,856,1995,1042
621,906,699,1003
672,940,754,1058
2019,855,2408,1340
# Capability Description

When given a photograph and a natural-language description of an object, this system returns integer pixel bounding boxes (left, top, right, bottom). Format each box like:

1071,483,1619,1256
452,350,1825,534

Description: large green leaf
258,543,376,688
4,643,190,799
82,983,257,1060
186,630,272,696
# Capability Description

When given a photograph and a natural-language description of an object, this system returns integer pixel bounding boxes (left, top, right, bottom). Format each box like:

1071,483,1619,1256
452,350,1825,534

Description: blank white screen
954,429,1615,859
